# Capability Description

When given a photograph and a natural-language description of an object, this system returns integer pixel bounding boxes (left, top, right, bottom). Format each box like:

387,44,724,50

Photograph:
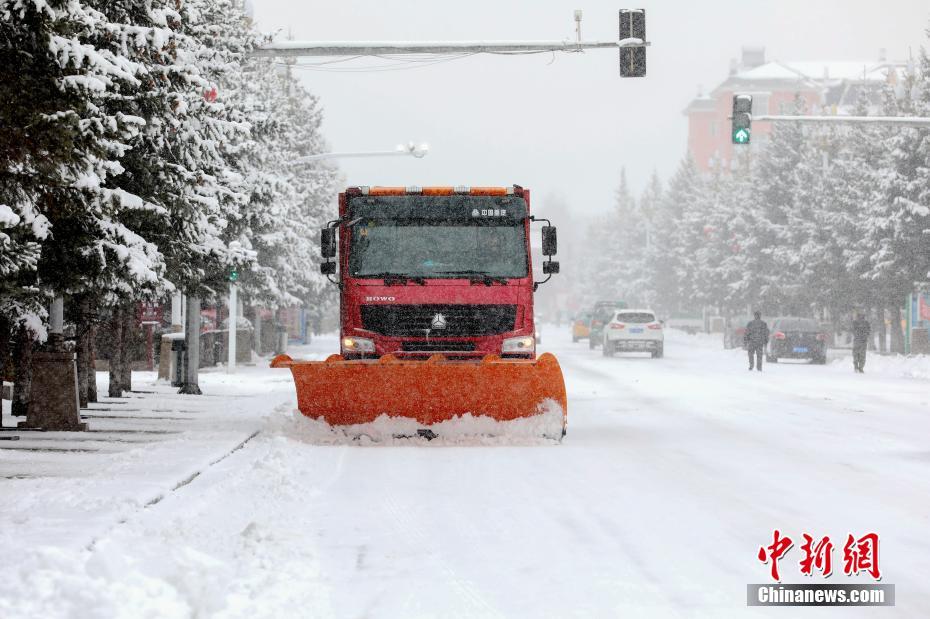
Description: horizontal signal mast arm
251,38,647,58
754,115,930,128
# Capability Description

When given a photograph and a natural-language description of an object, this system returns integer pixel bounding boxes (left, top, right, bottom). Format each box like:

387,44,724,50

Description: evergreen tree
632,171,662,306
1,0,163,329
650,156,701,315
609,168,643,302
738,95,808,313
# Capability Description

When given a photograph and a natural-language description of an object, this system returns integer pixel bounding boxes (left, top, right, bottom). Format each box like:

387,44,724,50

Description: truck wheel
572,335,579,343
589,337,596,350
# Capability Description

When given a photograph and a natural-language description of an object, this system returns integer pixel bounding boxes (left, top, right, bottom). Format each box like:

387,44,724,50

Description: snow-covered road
3,330,929,618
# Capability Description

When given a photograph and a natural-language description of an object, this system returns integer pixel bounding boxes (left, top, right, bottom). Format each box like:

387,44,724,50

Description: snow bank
0,544,190,619
270,399,565,446
827,350,930,380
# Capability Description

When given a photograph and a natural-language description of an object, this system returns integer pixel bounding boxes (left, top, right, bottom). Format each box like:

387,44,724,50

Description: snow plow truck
272,185,567,440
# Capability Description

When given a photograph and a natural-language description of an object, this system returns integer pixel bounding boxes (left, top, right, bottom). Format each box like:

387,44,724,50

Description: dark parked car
766,317,828,364
588,300,628,349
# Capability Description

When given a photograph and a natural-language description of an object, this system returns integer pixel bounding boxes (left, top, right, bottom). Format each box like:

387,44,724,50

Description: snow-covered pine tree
811,90,885,320
712,150,757,315
862,49,930,351
632,171,662,306
272,75,338,308
177,0,265,305
745,95,808,313
88,0,248,301
787,118,838,314
1,1,166,331
688,164,739,313
650,155,701,316
182,0,336,313
1,1,56,330
608,168,644,303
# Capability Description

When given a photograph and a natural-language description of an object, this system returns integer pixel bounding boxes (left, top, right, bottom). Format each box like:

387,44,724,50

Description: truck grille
400,342,477,352
360,305,517,337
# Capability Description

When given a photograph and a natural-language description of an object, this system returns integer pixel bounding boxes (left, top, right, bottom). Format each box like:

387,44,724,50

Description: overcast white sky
251,1,929,216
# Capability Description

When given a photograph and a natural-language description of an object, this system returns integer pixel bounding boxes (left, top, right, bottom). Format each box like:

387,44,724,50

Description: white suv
602,309,664,358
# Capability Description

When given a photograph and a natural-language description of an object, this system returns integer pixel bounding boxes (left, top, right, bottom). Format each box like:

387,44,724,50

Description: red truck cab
319,185,559,360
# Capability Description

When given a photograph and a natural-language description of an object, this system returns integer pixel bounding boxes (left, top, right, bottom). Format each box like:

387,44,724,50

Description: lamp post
227,241,242,374
290,142,429,165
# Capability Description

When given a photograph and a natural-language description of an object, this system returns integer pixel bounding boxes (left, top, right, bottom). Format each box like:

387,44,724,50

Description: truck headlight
342,337,375,353
502,336,535,353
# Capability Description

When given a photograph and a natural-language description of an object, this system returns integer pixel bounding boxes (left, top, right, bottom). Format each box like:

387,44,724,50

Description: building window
752,94,770,115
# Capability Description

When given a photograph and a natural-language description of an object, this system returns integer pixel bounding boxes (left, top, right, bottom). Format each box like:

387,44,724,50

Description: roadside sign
137,301,163,325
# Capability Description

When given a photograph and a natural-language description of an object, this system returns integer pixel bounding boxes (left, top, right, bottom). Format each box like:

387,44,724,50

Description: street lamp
227,240,243,374
290,142,429,165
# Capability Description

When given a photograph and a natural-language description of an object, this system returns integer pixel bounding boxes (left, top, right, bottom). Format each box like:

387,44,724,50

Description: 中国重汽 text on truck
272,185,568,440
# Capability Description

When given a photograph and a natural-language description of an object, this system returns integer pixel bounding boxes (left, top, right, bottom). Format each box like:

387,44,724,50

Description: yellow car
572,310,593,342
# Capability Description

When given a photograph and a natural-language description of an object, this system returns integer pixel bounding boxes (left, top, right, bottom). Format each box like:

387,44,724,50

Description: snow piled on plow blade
271,398,566,446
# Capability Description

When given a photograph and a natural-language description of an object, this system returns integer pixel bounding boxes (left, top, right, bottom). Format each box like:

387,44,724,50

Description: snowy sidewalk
0,365,300,556
0,336,343,557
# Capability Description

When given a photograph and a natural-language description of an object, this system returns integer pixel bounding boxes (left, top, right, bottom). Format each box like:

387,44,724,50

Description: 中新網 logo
758,530,881,581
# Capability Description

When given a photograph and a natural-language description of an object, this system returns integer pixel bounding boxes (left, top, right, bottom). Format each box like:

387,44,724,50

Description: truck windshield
348,219,528,279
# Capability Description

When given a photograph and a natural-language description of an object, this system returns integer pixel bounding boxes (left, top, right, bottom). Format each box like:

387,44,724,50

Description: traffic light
619,9,646,78
732,94,752,144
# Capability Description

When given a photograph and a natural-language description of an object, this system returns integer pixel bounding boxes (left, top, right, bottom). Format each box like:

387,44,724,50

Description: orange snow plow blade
271,352,567,435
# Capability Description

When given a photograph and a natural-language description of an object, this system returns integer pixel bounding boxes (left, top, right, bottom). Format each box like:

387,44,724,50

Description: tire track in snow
380,493,506,618
84,400,294,552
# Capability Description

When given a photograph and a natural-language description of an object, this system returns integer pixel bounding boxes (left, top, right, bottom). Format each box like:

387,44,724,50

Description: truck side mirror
321,227,337,259
320,262,336,275
542,226,557,256
543,261,559,275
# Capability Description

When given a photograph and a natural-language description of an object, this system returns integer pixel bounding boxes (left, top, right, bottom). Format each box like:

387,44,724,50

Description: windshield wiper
435,270,509,286
359,272,426,286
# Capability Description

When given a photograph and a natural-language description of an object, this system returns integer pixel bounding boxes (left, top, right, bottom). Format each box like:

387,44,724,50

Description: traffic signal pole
253,39,645,57
754,115,930,128
252,10,651,78
228,282,237,374
731,94,930,143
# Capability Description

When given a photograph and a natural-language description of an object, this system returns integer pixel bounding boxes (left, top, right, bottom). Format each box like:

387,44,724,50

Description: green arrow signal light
733,128,750,144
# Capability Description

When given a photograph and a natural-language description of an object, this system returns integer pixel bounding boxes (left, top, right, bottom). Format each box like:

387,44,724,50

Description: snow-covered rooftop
735,60,904,83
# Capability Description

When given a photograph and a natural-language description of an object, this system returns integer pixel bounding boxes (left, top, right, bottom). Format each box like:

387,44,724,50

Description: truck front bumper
342,332,535,361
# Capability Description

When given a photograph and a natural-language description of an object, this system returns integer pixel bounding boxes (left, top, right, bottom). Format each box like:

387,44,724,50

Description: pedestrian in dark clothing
744,311,770,371
852,313,871,373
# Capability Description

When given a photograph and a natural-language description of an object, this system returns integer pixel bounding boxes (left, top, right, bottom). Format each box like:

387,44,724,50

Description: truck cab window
349,219,528,279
